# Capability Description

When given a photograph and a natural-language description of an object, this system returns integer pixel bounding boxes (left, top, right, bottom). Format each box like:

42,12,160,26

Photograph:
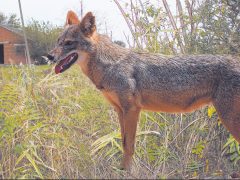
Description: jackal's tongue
55,53,78,74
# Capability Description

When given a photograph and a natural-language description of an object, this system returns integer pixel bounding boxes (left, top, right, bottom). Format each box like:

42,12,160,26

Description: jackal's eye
64,41,74,46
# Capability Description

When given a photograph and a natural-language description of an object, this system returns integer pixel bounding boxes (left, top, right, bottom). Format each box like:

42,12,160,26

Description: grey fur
86,35,240,112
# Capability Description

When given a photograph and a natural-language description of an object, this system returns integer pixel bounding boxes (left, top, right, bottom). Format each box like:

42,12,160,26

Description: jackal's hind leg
214,95,240,143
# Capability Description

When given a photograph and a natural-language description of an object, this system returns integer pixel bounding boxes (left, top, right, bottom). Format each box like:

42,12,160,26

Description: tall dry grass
0,65,239,179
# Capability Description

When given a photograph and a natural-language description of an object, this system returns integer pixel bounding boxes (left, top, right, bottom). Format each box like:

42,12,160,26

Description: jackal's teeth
42,56,55,65
41,56,48,60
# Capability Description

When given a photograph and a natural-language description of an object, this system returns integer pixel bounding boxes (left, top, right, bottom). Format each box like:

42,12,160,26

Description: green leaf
15,149,43,179
25,152,43,179
223,136,235,150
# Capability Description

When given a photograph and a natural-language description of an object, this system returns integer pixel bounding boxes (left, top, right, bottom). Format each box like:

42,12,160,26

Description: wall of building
0,27,27,64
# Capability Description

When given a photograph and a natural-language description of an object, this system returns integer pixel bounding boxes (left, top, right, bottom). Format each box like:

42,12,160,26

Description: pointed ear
79,12,96,37
65,10,80,26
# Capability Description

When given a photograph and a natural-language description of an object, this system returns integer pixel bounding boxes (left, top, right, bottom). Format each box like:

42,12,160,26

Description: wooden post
18,0,31,64
80,0,83,18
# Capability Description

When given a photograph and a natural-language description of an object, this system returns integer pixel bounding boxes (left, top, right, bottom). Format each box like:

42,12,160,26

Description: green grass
0,64,239,179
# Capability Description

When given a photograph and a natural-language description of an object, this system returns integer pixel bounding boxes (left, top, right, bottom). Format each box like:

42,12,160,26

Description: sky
0,0,176,43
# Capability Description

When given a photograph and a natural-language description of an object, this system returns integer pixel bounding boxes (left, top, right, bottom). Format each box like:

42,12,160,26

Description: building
0,24,28,64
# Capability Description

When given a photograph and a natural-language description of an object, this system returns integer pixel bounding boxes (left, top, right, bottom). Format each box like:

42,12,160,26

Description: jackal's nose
47,54,54,61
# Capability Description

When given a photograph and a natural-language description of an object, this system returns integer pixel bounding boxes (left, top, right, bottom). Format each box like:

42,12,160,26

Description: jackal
47,11,240,170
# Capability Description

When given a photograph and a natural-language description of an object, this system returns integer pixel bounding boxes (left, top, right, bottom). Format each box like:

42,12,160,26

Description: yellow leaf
193,171,198,177
208,106,216,118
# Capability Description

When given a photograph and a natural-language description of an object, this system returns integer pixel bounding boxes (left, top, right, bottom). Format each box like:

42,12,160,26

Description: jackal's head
47,11,96,74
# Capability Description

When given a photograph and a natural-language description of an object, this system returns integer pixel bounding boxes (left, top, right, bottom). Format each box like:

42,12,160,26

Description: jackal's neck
86,34,130,89
94,35,129,63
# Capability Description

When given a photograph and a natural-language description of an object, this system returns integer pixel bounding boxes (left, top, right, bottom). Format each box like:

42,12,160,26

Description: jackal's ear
65,10,80,26
79,12,96,37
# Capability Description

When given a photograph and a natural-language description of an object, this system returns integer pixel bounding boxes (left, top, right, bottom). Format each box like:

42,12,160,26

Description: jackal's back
132,54,226,91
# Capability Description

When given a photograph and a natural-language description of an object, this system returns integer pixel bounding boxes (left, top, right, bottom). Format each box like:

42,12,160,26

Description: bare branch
176,0,187,45
162,0,185,53
113,0,142,49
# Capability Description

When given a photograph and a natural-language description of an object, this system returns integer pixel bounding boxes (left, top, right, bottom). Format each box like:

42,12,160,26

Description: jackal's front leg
121,107,140,170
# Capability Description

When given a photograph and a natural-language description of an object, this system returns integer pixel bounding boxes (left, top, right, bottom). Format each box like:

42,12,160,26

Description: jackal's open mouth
55,53,78,74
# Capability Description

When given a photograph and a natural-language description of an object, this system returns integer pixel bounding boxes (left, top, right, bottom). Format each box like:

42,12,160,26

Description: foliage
0,65,238,179
192,140,206,158
25,20,62,64
114,0,170,53
114,0,240,55
0,12,20,28
223,136,240,165
0,65,111,178
196,0,240,55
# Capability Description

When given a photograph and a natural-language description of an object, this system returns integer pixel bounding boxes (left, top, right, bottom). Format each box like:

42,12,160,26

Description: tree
0,12,20,28
196,0,240,55
25,20,62,64
113,0,240,56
